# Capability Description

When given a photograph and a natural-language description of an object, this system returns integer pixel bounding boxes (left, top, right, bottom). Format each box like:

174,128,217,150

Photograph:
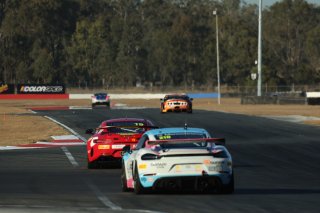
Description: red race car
85,118,156,169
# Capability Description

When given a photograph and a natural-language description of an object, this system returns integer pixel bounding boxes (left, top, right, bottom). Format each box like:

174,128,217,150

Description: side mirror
85,128,94,135
190,98,193,101
160,98,163,101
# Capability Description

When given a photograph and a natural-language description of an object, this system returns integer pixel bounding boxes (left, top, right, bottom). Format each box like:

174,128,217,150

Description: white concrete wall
306,92,320,98
69,93,166,99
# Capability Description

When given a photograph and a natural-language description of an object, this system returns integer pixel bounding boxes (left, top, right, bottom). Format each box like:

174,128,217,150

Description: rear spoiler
85,125,158,135
98,125,158,130
146,138,226,147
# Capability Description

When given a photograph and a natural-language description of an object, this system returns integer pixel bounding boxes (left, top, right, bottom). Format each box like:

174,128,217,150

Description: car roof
144,127,210,136
94,92,107,95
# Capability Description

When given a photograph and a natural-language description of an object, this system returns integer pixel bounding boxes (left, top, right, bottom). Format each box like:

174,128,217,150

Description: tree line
0,0,319,90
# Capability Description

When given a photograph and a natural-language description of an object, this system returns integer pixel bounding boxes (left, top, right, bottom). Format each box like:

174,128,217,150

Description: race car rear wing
146,138,226,147
98,125,158,130
85,125,158,135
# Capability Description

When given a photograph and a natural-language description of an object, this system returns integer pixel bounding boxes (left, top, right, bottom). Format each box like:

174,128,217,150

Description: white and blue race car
121,127,234,194
91,92,110,108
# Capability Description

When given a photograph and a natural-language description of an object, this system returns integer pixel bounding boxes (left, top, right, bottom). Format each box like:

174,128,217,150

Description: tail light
141,154,162,160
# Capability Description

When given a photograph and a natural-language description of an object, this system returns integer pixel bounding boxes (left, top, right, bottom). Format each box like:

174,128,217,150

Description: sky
244,0,319,7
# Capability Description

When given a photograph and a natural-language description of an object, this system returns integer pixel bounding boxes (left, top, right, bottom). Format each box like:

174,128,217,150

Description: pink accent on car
127,178,134,188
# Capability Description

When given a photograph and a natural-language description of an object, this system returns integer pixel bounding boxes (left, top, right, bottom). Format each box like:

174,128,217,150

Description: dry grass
0,98,319,146
0,114,68,145
0,99,90,146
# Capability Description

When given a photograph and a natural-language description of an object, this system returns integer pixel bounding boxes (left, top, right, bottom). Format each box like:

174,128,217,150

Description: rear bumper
88,148,123,162
95,155,122,163
162,106,191,112
92,100,110,105
140,173,232,190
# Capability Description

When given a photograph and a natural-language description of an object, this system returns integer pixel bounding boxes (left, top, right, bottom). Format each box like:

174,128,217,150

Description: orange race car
160,94,193,113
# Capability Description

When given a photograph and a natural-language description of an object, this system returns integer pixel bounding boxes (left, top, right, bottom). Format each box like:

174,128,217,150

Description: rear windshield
105,121,146,133
154,133,207,148
165,95,189,101
95,93,107,96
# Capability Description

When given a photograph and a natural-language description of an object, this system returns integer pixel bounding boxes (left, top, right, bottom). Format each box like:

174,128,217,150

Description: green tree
264,0,317,87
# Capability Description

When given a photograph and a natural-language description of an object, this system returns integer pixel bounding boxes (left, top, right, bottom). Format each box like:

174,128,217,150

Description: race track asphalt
0,107,320,213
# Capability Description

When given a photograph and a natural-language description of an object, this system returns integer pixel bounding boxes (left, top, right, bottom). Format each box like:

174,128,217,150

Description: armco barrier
0,94,69,99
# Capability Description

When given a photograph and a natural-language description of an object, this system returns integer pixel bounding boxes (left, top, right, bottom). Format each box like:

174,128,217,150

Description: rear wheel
222,172,234,194
160,104,164,113
92,103,95,108
134,167,146,194
121,163,129,192
87,160,97,169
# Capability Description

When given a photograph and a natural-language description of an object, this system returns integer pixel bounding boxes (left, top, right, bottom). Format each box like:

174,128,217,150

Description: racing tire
188,109,193,114
92,104,95,108
106,103,110,109
121,163,130,192
222,172,234,194
87,160,97,169
160,104,164,113
134,167,147,194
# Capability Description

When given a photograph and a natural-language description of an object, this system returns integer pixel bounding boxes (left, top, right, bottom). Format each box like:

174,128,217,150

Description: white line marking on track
45,115,164,213
61,146,79,167
44,116,87,142
86,180,122,210
60,146,123,210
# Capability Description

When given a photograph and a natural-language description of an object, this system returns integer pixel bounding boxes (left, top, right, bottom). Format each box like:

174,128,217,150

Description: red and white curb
0,135,85,150
29,103,146,111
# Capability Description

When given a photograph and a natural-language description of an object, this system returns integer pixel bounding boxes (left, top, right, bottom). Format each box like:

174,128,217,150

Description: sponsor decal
210,161,223,165
112,144,126,149
158,135,171,140
0,83,14,94
118,133,134,136
151,162,167,168
0,84,8,93
203,159,211,165
208,165,222,171
208,161,225,171
17,84,65,94
147,177,154,182
138,164,147,169
98,145,110,149
195,165,202,171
